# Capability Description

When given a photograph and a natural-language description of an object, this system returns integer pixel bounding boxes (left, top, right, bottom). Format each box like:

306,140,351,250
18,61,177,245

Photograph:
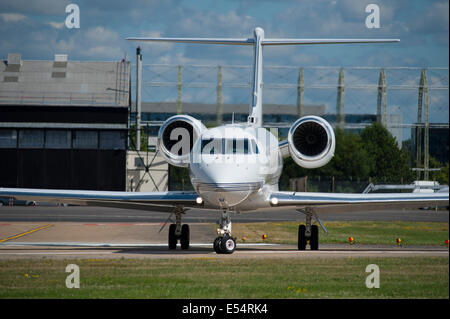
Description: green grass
231,221,449,246
0,257,448,298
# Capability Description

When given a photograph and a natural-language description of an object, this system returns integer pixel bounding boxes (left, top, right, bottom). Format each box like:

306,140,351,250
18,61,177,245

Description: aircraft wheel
298,225,307,250
168,224,177,250
310,225,319,250
213,237,222,253
180,224,190,250
220,235,236,254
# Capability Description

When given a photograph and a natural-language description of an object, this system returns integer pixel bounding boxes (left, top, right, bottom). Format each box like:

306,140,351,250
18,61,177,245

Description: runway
0,220,447,259
0,205,448,222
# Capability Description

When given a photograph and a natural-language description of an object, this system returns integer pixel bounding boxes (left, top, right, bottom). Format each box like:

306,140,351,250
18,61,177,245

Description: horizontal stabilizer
126,37,255,45
261,38,400,45
127,37,399,46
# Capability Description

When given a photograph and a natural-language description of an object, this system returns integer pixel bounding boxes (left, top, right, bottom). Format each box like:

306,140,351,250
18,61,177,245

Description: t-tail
127,27,399,127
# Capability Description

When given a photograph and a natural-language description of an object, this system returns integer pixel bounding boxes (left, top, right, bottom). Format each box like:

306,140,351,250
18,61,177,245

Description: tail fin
127,28,399,127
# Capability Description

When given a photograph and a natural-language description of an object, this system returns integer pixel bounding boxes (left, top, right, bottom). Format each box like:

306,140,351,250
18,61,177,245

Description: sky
0,0,448,67
0,0,448,137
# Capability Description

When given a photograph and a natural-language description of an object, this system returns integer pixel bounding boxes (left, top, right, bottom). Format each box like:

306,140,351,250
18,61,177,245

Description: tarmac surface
0,206,448,259
0,205,448,223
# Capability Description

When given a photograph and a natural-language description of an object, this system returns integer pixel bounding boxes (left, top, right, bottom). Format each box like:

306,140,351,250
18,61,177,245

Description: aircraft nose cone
191,161,262,209
196,180,262,208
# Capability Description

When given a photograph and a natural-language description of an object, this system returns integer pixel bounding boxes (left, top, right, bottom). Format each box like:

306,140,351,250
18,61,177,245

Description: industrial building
0,53,130,191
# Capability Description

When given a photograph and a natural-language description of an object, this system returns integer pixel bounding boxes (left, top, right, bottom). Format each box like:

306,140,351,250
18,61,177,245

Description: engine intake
158,115,205,167
287,116,335,169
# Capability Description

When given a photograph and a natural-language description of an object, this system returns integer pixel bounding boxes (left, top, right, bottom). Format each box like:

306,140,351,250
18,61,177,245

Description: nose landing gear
213,211,236,254
214,234,236,254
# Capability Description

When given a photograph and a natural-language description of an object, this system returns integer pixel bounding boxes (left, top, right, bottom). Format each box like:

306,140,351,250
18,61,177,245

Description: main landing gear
297,208,327,251
213,211,236,254
168,208,190,250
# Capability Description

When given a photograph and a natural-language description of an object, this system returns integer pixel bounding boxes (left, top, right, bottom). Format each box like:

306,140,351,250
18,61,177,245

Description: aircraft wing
268,191,449,213
0,188,201,213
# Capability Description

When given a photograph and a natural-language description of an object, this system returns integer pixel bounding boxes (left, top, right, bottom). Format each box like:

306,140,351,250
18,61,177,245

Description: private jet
0,28,448,254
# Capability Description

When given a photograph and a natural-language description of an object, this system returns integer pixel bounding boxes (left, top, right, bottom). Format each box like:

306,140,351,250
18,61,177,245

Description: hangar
0,53,130,191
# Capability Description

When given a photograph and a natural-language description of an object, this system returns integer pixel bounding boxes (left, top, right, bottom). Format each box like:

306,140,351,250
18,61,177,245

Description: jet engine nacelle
158,115,206,167
287,116,335,169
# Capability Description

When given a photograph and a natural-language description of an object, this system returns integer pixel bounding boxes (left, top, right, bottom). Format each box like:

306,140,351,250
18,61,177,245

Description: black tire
220,235,236,254
168,224,177,250
213,237,222,254
310,225,319,250
298,225,307,250
180,224,190,250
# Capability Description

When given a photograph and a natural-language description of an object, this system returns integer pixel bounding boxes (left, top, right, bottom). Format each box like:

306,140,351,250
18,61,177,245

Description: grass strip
0,257,448,298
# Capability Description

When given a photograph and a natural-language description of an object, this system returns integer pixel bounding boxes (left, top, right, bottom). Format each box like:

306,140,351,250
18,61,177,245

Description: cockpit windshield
225,138,249,154
200,138,259,155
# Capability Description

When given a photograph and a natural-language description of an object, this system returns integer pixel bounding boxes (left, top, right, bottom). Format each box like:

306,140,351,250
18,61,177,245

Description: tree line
280,122,449,189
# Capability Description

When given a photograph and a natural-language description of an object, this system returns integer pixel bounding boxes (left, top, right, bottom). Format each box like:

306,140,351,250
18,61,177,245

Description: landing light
196,197,203,204
271,197,279,205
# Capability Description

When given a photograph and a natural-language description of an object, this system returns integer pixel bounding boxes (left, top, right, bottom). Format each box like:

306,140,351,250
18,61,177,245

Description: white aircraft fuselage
189,123,282,211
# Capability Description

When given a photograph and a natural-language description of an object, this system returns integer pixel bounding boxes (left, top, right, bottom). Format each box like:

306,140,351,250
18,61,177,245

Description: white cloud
409,1,449,45
138,30,175,53
47,21,64,29
85,26,120,43
169,10,257,37
0,0,70,15
0,13,26,23
54,38,76,53
0,0,447,69
82,45,123,59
